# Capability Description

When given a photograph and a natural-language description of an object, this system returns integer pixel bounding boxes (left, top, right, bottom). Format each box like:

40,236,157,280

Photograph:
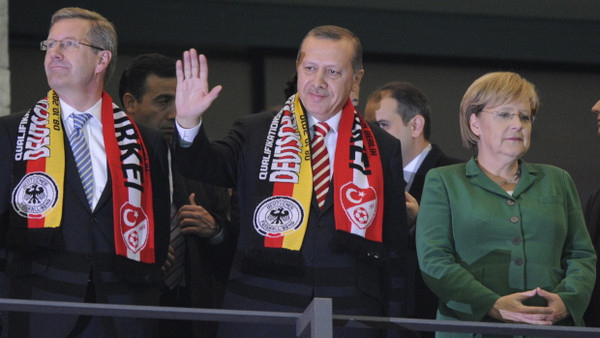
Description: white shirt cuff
175,119,202,147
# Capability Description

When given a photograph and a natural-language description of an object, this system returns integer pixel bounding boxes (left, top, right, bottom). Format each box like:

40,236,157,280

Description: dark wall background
8,0,600,204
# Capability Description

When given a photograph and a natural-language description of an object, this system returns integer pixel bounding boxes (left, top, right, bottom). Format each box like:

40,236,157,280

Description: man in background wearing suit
583,99,600,327
173,25,410,336
365,82,461,336
120,53,234,338
0,7,170,337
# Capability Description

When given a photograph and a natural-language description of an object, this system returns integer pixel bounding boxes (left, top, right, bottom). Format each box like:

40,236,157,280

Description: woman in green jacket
416,72,596,337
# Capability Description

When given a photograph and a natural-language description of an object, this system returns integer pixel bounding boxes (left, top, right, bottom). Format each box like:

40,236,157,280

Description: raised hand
175,48,222,128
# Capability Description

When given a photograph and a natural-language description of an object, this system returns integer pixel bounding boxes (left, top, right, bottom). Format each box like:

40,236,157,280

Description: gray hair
297,25,363,77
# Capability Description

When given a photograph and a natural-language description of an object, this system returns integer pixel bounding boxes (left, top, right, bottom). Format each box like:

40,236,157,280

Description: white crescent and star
345,188,366,204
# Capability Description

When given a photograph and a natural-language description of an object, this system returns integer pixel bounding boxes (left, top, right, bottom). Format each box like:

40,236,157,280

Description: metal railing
1,297,599,337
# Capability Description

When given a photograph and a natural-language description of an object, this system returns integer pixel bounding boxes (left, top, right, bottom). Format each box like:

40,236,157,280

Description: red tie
312,122,331,209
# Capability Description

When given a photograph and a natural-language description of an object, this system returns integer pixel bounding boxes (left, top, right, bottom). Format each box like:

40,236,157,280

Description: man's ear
95,51,111,74
122,93,137,115
353,69,365,88
411,115,425,137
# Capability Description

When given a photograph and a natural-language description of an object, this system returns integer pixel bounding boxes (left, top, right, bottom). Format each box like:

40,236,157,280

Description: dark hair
298,25,363,76
284,73,298,99
370,82,432,140
119,53,176,107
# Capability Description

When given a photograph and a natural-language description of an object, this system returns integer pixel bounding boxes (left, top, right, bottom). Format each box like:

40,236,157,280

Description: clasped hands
487,287,569,325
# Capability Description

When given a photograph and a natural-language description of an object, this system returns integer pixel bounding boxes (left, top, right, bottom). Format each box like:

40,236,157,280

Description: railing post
296,297,332,338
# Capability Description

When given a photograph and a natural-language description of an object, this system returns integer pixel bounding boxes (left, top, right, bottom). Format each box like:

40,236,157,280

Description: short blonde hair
459,72,539,151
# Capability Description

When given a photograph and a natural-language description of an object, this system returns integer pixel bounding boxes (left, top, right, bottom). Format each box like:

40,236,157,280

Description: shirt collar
404,143,432,171
307,110,342,135
60,98,103,125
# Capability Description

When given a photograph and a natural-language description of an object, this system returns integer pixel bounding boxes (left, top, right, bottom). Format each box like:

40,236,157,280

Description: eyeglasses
40,39,104,52
482,110,535,124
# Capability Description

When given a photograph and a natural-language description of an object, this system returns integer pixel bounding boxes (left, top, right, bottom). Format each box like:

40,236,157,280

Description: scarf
253,94,384,255
9,90,156,263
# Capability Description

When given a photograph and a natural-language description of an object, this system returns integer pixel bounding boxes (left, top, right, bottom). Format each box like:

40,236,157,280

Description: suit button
513,237,521,245
510,216,519,223
92,217,100,223
318,221,325,228
515,258,523,266
507,199,516,206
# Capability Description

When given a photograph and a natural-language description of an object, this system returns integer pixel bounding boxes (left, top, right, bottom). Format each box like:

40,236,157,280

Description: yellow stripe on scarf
43,90,65,228
280,95,313,250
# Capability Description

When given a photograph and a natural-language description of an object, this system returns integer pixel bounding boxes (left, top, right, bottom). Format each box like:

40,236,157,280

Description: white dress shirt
403,143,432,192
61,98,107,210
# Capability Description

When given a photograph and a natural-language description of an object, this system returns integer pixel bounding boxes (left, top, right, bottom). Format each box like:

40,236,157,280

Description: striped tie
164,203,185,289
311,122,331,210
69,113,94,207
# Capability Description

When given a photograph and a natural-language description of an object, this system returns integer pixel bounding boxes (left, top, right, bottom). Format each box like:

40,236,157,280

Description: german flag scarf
252,94,384,259
9,90,156,263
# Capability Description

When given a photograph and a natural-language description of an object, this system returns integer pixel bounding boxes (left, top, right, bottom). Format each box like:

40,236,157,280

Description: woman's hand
487,288,555,325
535,287,570,324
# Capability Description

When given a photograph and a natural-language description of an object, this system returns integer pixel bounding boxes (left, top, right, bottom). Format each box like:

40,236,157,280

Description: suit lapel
95,167,112,212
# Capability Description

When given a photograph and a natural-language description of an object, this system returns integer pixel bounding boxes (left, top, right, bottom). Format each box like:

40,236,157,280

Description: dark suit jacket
584,187,600,327
408,144,462,204
405,144,462,329
174,110,409,337
0,109,171,337
163,170,236,337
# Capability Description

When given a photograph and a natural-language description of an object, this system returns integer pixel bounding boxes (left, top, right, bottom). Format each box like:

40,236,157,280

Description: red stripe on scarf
333,100,384,242
101,92,156,263
264,183,294,248
25,158,46,228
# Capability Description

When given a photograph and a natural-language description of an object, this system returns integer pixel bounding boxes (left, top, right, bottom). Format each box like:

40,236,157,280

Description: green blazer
416,158,596,332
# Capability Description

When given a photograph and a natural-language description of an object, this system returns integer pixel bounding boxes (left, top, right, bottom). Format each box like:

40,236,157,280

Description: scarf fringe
114,256,163,286
331,230,385,265
4,228,64,253
242,230,385,275
243,248,306,276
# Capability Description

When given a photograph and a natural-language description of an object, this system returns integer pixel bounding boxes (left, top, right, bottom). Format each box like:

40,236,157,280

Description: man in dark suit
119,53,234,338
0,8,170,337
584,99,600,327
365,82,461,335
173,26,410,336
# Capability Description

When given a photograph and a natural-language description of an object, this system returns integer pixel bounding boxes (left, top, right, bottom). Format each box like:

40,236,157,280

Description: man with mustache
173,25,411,337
